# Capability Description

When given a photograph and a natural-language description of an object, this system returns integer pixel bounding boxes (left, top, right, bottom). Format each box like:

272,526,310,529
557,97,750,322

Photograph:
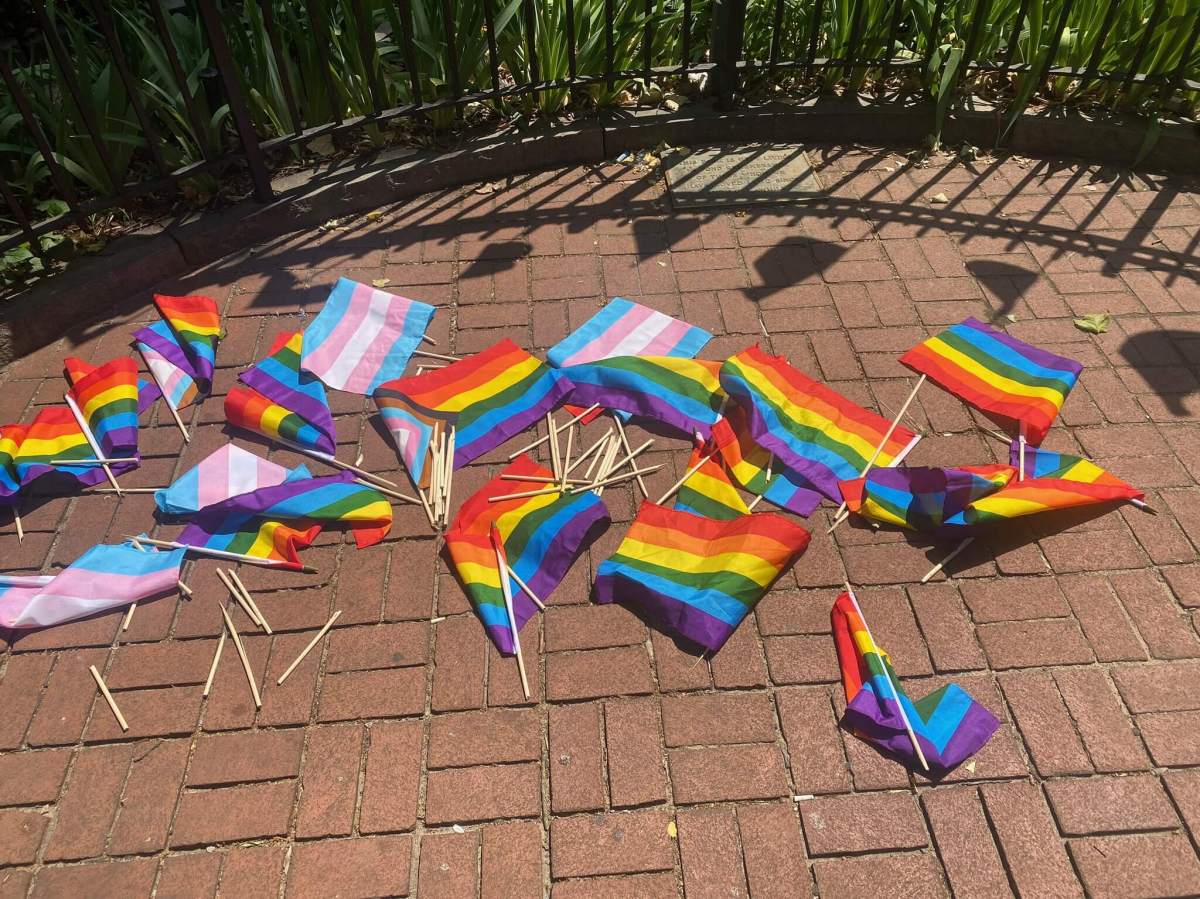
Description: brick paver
2,146,1200,895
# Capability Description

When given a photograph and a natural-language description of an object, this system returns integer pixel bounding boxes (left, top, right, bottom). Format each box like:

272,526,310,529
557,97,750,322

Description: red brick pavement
2,147,1200,896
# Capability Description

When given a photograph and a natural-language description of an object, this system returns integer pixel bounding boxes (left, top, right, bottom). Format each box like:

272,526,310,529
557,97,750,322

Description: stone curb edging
2,98,1195,369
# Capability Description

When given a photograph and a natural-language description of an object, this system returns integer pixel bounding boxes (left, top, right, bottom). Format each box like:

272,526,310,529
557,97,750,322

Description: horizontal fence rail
0,0,1197,263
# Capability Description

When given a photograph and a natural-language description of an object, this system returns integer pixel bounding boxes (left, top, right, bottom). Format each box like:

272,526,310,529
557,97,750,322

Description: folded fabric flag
225,383,336,456
710,402,823,517
65,355,160,417
674,444,750,520
179,470,392,556
372,389,449,483
155,444,308,515
178,516,321,569
720,345,920,502
63,356,146,461
900,317,1081,446
154,294,221,392
376,339,573,469
301,277,435,395
832,590,998,772
839,464,1016,532
548,297,712,368
237,331,337,452
1,410,104,502
939,444,1142,532
134,320,200,410
595,501,809,653
0,542,186,630
445,455,608,654
559,356,726,439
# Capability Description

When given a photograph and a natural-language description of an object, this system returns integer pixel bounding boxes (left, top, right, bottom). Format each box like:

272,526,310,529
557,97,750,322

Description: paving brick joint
2,144,1200,897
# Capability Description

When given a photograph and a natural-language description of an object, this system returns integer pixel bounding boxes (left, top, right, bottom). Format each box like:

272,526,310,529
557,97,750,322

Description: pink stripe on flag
628,315,692,357
387,417,423,472
560,304,656,366
32,566,179,603
337,290,408,392
302,281,374,378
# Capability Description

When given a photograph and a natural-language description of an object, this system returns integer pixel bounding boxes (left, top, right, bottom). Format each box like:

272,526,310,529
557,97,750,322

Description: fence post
195,0,274,202
710,0,748,109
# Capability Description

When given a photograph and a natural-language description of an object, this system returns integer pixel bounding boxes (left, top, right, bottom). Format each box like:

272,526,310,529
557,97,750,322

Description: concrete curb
2,100,1195,368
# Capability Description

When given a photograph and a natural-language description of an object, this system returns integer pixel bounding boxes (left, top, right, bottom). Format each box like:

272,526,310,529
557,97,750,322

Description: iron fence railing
1,0,1198,264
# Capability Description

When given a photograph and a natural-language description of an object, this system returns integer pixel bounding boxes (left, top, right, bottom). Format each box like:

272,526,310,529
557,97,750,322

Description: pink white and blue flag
0,542,185,630
301,277,436,395
155,444,309,515
134,320,200,409
547,297,712,368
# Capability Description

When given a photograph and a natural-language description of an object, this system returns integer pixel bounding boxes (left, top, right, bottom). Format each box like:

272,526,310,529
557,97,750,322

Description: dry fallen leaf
365,210,383,221
928,192,949,204
667,821,677,838
1073,313,1111,334
372,278,391,288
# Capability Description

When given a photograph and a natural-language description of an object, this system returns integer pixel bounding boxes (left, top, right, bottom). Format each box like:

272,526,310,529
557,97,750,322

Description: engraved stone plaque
663,144,824,209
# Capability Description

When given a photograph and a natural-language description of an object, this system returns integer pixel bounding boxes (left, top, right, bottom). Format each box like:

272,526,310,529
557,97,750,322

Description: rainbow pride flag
839,464,1016,532
154,294,221,391
900,317,1081,445
939,444,1142,532
63,356,144,459
179,470,392,553
445,455,608,654
832,590,998,772
674,444,750,520
595,501,809,653
1,408,123,503
133,320,201,409
155,444,308,515
376,339,573,469
301,277,435,394
559,356,726,439
709,402,823,517
0,542,185,630
548,297,712,367
720,345,920,502
228,331,337,454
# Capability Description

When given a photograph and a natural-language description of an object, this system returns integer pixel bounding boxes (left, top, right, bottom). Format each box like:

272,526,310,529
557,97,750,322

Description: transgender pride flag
301,278,436,395
0,542,185,630
548,297,711,368
155,444,308,515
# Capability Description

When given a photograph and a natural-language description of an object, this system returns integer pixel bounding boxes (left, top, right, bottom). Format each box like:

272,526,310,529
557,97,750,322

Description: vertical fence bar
395,0,423,107
481,0,503,98
1036,0,1077,85
923,0,948,71
0,172,48,261
959,0,993,77
258,0,303,134
34,0,118,189
1078,0,1123,93
195,0,273,202
90,0,168,176
880,0,906,85
1120,0,1169,95
768,0,786,76
842,0,868,81
522,0,540,84
351,0,387,114
565,0,578,80
304,0,344,124
805,0,827,79
999,0,1032,72
148,0,214,160
1159,8,1200,103
681,0,692,74
439,0,463,98
643,0,654,83
712,0,748,106
0,58,78,205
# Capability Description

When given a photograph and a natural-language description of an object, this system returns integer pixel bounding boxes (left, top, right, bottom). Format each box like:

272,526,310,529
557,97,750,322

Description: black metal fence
1,0,1198,265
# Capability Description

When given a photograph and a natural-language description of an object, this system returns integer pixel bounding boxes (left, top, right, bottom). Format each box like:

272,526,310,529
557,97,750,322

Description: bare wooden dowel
277,610,342,685
920,538,975,584
613,415,648,498
216,568,262,630
121,602,138,632
506,564,546,611
657,451,716,504
229,570,271,635
508,405,601,459
203,631,225,698
90,665,128,731
220,605,262,709
177,580,193,598
573,464,664,495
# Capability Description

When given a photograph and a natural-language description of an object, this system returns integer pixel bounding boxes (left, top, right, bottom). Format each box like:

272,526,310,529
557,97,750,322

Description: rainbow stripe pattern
376,339,573,468
674,444,750,520
900,317,1081,445
0,408,123,502
0,542,185,630
179,470,392,558
709,403,823,517
595,501,810,653
229,331,337,454
445,455,608,654
301,277,435,394
155,445,308,515
133,320,201,409
63,356,143,459
558,356,726,439
839,464,1016,532
939,444,1143,532
548,297,712,368
832,590,998,772
154,294,220,391
720,345,920,502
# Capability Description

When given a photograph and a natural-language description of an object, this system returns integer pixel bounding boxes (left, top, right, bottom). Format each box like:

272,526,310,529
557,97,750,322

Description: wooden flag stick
229,570,271,635
657,451,716,504
560,423,574,492
565,428,613,476
509,405,602,459
422,334,438,346
127,536,318,573
574,464,663,494
492,527,529,700
594,439,621,497
747,493,765,510
489,486,563,503
920,537,975,584
12,509,23,543
443,426,456,527
359,480,420,504
220,605,262,709
88,486,162,494
598,439,654,481
843,583,929,772
177,580,193,597
413,349,460,363
546,413,561,483
49,457,139,466
202,630,225,697
501,474,590,486
506,563,546,611
583,434,612,481
64,393,121,494
269,433,398,489
136,346,190,443
121,602,138,632
1018,423,1027,481
89,665,128,731
277,609,342,685
216,568,263,629
826,509,851,534
613,415,647,498
1129,498,1156,513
